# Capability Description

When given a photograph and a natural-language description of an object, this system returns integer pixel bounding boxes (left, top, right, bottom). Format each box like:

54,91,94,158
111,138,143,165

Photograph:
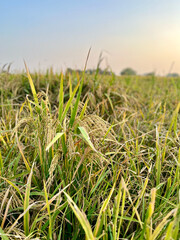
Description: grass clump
0,66,180,239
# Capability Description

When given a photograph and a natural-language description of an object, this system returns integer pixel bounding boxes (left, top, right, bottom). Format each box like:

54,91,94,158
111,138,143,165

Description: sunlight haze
1,0,180,75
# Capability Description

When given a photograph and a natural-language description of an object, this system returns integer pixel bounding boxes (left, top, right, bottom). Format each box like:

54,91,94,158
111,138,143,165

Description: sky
1,0,180,75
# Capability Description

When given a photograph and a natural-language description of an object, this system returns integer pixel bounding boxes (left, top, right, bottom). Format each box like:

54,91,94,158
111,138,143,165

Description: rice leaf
60,80,80,124
24,61,39,108
150,208,177,240
0,227,9,240
24,164,34,236
93,180,117,237
46,132,64,151
80,99,89,120
78,126,97,152
43,181,52,240
58,73,64,121
64,191,95,240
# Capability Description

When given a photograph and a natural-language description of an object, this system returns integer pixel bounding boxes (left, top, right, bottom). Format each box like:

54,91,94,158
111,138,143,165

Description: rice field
0,65,179,239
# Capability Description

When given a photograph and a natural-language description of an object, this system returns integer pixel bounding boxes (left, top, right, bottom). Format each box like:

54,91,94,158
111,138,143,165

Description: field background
0,68,179,239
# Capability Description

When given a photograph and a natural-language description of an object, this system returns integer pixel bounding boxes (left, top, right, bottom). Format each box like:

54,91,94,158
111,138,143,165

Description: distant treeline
66,67,114,76
0,63,179,77
66,67,180,77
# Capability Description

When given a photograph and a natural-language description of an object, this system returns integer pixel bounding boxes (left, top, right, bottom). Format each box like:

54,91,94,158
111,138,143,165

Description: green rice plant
58,73,64,121
162,102,180,163
151,208,178,240
155,125,161,188
23,164,34,236
46,132,65,151
24,61,40,112
0,66,180,239
64,191,95,240
59,75,80,125
0,150,3,176
43,180,53,239
0,227,9,240
69,48,91,127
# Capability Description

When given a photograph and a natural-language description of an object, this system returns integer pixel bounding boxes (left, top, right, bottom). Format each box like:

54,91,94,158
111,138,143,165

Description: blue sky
1,0,180,74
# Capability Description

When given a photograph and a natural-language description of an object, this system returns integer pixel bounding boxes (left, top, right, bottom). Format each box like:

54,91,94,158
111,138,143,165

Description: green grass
0,68,180,239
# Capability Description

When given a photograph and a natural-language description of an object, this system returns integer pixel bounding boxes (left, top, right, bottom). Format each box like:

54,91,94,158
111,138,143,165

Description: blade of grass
78,126,97,152
69,48,91,127
94,170,121,237
0,150,3,176
162,102,180,163
150,208,177,240
113,179,123,239
46,132,64,151
24,164,34,236
24,61,39,109
43,180,52,240
60,80,80,124
80,99,89,120
0,227,10,240
0,177,23,201
140,188,156,240
1,196,12,229
63,191,95,240
58,73,64,121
